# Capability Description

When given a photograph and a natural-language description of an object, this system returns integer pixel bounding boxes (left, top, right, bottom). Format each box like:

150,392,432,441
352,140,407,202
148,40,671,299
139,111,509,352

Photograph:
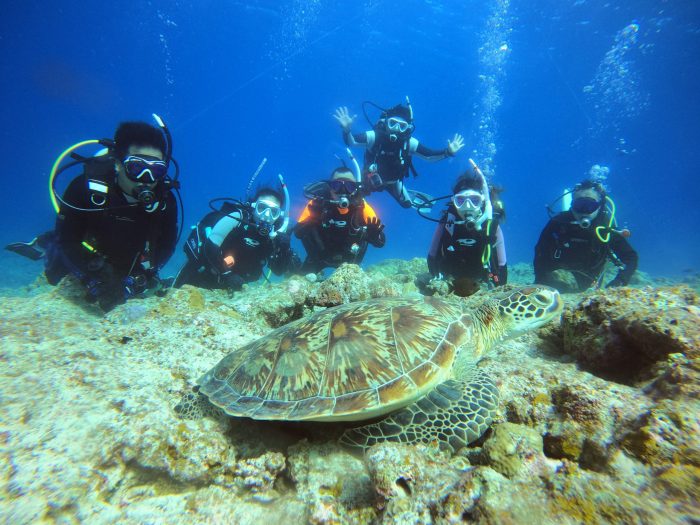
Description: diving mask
452,190,484,216
571,196,602,214
253,198,282,224
571,196,602,228
123,155,168,183
328,179,359,195
386,117,412,134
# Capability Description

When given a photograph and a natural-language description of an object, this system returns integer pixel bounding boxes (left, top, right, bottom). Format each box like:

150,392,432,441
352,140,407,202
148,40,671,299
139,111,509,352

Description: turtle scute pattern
197,296,466,422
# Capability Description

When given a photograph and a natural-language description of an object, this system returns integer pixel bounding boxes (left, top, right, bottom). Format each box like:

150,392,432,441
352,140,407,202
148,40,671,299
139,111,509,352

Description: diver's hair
382,104,412,122
253,186,283,204
331,167,355,179
452,173,483,194
574,179,606,199
113,122,166,159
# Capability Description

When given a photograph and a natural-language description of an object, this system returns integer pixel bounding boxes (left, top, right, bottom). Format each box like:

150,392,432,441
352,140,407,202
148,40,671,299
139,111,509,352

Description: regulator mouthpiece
135,185,156,206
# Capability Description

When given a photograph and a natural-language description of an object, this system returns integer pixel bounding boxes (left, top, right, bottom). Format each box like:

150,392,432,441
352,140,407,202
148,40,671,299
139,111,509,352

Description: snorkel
346,147,361,183
152,113,172,165
246,157,268,200
271,172,290,238
126,114,178,209
468,158,493,231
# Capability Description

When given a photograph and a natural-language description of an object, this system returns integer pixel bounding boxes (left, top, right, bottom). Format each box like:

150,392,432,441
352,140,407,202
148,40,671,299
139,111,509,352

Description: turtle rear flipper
340,369,499,453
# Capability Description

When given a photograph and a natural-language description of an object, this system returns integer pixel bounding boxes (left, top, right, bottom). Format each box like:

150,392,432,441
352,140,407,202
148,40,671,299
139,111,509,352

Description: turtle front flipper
340,368,499,453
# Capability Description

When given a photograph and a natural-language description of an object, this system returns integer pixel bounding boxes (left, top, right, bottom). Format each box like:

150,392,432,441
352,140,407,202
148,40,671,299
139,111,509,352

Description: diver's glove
84,259,125,312
606,275,626,288
364,216,385,240
274,231,291,253
333,106,356,131
447,133,465,156
222,272,245,292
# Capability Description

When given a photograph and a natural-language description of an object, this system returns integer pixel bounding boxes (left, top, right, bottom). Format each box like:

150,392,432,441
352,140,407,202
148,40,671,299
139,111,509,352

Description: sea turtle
176,285,562,452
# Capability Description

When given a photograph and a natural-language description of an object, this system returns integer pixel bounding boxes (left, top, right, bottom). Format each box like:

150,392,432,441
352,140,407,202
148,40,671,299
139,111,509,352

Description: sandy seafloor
1,259,699,524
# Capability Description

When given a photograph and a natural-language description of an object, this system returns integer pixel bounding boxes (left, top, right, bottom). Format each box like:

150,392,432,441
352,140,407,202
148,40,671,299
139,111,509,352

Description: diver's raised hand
447,133,465,156
364,216,385,246
333,106,356,131
365,216,384,235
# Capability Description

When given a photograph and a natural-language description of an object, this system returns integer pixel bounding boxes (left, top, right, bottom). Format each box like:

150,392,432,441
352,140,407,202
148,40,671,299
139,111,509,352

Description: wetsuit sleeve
343,130,369,147
607,233,638,286
55,176,92,276
533,219,557,284
203,212,243,275
153,192,178,270
411,138,451,161
294,201,320,239
493,225,507,286
268,232,300,275
427,221,445,276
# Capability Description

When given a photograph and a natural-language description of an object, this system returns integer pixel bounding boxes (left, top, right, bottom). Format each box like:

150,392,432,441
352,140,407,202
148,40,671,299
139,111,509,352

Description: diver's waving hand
447,133,465,156
333,106,356,131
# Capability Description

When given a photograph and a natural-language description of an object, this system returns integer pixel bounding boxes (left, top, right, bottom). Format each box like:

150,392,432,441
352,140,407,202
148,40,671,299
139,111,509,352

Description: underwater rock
439,467,552,524
506,262,535,285
620,399,700,467
230,278,311,328
287,441,376,524
233,451,285,494
310,263,401,307
551,286,700,386
364,442,462,523
2,272,699,523
366,257,428,279
478,422,549,478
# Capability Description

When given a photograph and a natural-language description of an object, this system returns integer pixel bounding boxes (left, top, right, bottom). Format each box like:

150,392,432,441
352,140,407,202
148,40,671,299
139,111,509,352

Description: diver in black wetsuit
6,120,180,312
294,167,386,273
333,100,465,208
426,173,507,288
174,187,299,291
534,180,638,291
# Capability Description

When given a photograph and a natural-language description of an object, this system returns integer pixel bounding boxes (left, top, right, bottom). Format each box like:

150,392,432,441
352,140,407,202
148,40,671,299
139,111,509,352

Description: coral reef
1,265,698,523
549,286,699,387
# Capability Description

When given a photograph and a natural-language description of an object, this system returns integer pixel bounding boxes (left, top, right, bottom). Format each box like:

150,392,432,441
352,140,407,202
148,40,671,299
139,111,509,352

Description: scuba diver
294,166,385,273
417,161,507,295
5,118,182,312
174,171,299,291
333,98,465,209
534,179,638,291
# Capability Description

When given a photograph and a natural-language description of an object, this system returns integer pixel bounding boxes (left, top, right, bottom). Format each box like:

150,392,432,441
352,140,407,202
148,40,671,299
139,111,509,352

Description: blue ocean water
0,0,698,288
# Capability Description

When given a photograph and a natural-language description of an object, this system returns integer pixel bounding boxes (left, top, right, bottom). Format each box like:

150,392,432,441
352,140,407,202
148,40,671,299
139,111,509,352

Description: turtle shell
198,296,474,422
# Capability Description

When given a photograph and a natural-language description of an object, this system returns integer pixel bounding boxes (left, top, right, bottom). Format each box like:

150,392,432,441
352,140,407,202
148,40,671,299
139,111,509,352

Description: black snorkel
151,113,184,244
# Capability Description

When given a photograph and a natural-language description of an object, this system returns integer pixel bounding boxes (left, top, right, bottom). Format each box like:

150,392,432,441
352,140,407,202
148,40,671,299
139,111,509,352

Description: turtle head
494,285,563,336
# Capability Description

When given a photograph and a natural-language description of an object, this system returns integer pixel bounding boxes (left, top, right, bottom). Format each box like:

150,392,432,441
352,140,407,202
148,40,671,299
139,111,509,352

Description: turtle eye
533,293,550,305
